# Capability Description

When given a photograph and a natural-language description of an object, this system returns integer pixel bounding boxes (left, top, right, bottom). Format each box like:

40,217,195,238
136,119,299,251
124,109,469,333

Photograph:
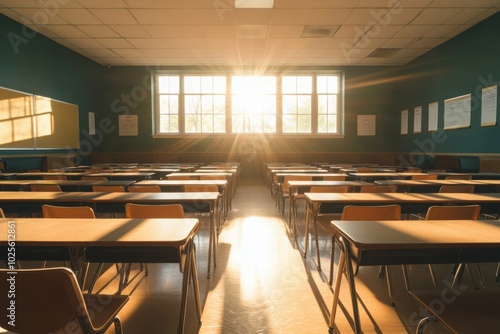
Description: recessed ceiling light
235,0,274,8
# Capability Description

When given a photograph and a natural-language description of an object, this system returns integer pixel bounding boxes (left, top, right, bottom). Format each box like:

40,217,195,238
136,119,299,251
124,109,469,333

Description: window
154,71,343,136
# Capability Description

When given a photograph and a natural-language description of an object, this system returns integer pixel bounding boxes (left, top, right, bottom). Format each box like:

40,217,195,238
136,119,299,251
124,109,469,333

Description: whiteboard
444,94,471,130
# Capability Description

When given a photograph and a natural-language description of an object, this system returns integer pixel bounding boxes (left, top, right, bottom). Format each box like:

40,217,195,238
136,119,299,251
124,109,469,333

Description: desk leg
303,201,310,257
343,237,362,334
207,201,217,279
179,239,195,334
329,241,345,333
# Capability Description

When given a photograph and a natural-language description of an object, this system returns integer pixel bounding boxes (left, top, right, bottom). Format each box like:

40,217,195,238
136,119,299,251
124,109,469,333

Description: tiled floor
2,177,499,333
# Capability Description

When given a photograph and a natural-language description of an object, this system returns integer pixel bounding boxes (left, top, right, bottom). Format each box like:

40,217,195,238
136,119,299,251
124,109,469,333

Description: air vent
301,25,339,38
368,48,401,58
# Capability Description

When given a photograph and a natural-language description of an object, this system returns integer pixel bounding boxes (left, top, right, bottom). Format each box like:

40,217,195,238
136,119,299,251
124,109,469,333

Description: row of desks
0,217,201,334
330,219,500,333
0,191,220,280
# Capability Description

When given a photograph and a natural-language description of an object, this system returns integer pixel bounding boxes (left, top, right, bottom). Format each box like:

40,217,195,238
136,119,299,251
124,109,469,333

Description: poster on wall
400,109,408,135
444,94,471,130
428,102,438,132
413,106,422,133
119,114,138,136
88,112,96,135
481,85,497,127
357,115,376,136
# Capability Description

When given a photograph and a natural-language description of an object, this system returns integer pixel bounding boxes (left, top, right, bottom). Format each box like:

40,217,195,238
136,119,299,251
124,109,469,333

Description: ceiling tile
268,25,303,38
78,25,120,38
55,9,101,24
94,38,133,48
143,25,206,38
90,9,138,24
44,25,87,38
110,25,150,38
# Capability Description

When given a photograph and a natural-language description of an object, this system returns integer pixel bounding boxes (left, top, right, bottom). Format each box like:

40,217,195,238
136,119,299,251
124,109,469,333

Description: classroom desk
286,180,371,234
348,172,428,181
328,219,500,334
15,172,87,180
303,192,500,260
0,191,220,278
110,168,180,179
0,179,135,191
0,217,201,334
169,172,235,198
439,172,500,179
85,172,155,181
0,173,17,180
135,179,229,225
375,179,500,192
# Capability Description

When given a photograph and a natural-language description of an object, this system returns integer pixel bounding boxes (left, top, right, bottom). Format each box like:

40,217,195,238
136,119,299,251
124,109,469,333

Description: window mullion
312,75,318,133
179,75,185,134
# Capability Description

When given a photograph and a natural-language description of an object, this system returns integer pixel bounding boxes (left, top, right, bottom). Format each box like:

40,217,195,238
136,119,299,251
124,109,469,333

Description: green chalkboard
0,86,79,149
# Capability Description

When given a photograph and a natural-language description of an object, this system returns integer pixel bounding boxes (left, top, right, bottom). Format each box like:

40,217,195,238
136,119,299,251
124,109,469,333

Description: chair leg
495,262,500,281
385,266,395,306
113,317,124,334
329,236,335,285
428,264,437,287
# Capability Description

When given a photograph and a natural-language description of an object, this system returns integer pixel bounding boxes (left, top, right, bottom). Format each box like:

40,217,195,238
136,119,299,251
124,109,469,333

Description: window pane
282,77,312,133
184,76,201,93
231,76,276,133
158,76,179,94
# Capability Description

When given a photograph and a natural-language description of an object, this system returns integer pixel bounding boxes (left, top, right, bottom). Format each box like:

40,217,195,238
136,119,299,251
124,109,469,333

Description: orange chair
0,267,129,334
128,185,162,192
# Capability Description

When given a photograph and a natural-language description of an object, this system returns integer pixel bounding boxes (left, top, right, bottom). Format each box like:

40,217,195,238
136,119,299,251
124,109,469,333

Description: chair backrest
42,175,67,180
30,184,62,192
128,185,162,192
444,175,473,180
282,175,312,192
309,186,349,193
439,185,475,193
341,204,401,220
321,175,347,181
355,167,375,173
125,203,185,218
42,204,96,218
184,184,219,192
360,185,397,193
82,176,108,181
92,185,125,192
411,174,438,180
0,267,97,333
425,205,480,220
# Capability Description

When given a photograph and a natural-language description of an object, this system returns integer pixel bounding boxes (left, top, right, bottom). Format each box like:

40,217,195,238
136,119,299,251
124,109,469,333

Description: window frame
152,70,344,138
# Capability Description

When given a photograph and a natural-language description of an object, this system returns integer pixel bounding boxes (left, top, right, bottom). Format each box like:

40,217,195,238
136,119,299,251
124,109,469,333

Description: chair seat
83,294,129,332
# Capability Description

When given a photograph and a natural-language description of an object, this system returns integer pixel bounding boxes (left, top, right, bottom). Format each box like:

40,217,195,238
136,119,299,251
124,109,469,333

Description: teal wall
0,14,104,167
1,10,500,168
388,12,500,157
99,65,396,155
